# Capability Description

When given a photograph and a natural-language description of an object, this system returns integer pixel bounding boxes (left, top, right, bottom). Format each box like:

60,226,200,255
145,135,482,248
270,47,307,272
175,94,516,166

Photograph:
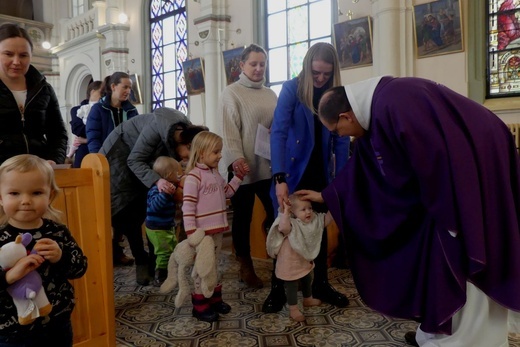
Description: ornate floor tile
114,252,520,347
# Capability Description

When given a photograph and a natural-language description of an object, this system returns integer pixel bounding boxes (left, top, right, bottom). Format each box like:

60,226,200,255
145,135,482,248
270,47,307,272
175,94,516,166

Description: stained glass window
150,0,188,113
488,0,520,97
266,0,332,95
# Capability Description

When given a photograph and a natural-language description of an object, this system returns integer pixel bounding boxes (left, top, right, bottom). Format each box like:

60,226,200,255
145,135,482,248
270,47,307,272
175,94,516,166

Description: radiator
507,123,520,151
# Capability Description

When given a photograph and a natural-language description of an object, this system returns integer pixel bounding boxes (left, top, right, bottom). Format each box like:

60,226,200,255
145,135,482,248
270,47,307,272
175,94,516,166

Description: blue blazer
270,77,350,211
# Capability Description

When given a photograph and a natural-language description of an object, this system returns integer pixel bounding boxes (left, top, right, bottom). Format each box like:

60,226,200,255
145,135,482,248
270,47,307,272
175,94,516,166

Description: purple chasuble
323,76,520,334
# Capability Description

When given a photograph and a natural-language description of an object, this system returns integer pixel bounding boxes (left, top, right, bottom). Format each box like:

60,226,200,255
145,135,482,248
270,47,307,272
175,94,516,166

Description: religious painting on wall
182,58,205,95
222,46,245,85
412,0,463,58
333,16,373,69
487,0,520,97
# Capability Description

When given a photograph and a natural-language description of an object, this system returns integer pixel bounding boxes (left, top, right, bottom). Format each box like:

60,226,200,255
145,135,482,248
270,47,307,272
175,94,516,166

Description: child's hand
33,238,63,263
282,200,291,215
232,159,250,178
242,163,250,175
5,254,45,284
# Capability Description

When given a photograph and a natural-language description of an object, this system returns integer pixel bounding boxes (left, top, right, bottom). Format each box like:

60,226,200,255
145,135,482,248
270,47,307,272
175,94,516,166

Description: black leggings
230,179,274,258
284,272,313,305
112,197,151,265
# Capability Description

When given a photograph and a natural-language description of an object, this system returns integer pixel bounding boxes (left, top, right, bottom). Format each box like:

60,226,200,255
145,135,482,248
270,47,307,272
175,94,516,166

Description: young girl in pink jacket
182,131,248,322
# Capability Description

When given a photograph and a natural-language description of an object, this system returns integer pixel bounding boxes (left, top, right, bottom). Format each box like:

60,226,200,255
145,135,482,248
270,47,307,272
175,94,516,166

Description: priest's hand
295,189,324,203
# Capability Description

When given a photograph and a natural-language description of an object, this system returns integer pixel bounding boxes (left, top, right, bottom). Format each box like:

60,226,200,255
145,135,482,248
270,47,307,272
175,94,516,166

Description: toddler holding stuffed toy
266,194,332,322
181,131,247,322
0,154,88,345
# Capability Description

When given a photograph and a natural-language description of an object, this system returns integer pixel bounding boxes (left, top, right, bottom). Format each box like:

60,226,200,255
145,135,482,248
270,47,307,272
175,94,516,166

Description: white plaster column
371,0,414,77
98,24,130,75
193,0,230,131
105,0,120,24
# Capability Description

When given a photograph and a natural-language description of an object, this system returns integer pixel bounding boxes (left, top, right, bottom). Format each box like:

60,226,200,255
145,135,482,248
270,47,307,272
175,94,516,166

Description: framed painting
333,16,373,69
129,74,142,104
222,46,244,85
182,58,205,95
412,0,463,58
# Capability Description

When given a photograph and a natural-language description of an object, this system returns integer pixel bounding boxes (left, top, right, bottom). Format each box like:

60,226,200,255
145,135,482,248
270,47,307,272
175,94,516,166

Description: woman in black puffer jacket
0,24,67,165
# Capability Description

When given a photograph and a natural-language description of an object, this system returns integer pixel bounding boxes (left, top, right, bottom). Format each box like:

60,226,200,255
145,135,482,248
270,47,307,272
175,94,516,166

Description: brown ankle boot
237,256,263,289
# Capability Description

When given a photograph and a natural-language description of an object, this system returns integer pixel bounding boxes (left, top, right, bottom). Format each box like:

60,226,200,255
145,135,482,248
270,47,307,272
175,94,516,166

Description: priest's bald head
319,76,384,138
318,86,366,138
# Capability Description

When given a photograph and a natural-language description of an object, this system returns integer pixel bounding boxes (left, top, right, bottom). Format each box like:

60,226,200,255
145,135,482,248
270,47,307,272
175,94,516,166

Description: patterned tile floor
114,252,520,347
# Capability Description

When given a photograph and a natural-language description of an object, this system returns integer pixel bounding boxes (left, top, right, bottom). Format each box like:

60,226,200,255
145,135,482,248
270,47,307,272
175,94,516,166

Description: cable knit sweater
220,73,277,184
182,163,242,235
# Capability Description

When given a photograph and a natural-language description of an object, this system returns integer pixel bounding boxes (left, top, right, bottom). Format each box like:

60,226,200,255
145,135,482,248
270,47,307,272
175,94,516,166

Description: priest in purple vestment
298,76,520,347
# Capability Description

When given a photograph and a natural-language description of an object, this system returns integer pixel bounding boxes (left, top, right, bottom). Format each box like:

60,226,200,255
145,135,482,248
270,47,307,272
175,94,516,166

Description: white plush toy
160,228,218,307
0,233,52,325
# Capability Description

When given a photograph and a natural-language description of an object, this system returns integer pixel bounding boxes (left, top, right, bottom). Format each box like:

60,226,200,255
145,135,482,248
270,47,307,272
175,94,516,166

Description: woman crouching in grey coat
100,107,207,285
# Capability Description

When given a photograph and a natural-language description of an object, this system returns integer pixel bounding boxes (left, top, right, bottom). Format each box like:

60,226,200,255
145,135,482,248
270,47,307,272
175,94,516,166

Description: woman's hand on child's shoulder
156,178,177,195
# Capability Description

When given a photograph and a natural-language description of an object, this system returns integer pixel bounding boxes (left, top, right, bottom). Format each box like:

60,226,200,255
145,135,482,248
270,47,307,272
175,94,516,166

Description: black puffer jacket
0,65,68,165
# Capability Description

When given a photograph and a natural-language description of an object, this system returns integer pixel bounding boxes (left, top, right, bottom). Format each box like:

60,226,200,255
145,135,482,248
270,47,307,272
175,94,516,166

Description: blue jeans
0,320,73,347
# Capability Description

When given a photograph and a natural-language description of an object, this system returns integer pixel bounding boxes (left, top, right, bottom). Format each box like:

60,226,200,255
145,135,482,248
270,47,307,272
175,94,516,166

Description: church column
371,0,414,77
193,0,230,131
98,0,130,76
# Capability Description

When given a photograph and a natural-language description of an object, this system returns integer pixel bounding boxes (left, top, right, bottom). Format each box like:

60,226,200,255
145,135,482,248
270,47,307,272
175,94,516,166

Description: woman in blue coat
265,42,350,312
86,72,138,153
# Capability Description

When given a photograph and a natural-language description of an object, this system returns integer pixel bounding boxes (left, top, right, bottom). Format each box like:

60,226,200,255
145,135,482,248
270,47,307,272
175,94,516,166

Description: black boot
136,264,150,286
153,268,167,287
404,331,419,347
262,264,286,313
311,229,349,308
312,280,349,308
209,284,231,314
192,293,219,322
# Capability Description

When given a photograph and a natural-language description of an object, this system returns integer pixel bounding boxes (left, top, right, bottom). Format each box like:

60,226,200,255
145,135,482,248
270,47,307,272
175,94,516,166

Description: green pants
145,227,177,269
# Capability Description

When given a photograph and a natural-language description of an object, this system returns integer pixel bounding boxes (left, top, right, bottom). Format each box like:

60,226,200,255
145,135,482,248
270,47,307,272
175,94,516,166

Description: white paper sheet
254,124,271,160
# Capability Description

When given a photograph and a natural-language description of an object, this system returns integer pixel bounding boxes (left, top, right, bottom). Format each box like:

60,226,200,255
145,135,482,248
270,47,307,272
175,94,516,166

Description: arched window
264,0,332,95
487,0,520,98
150,0,188,113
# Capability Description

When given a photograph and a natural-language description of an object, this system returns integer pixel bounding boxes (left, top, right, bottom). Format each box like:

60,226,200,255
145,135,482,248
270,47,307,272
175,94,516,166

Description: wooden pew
52,154,115,347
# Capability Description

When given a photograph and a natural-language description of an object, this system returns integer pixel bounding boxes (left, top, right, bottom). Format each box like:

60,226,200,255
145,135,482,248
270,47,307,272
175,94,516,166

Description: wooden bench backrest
52,154,115,347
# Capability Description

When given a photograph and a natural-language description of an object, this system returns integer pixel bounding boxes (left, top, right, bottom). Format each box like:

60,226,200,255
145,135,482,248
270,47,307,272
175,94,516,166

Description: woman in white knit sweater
219,44,277,289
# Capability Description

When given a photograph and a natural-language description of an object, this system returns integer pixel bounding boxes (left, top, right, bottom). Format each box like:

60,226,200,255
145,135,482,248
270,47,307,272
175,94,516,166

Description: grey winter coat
99,108,189,215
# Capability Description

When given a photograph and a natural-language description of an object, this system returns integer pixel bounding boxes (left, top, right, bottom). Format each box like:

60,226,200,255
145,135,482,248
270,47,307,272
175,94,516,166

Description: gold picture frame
412,0,464,58
333,16,373,69
129,74,142,104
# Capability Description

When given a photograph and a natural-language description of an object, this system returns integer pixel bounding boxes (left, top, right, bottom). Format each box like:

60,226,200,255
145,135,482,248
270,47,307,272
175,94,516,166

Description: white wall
42,0,518,127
